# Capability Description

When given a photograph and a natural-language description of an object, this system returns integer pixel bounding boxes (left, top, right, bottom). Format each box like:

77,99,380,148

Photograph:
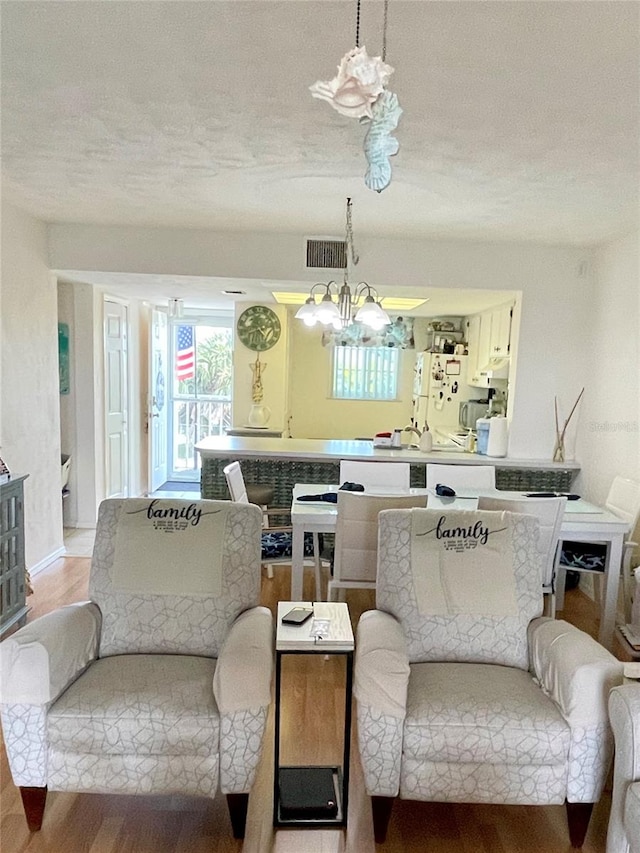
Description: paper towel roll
487,417,508,457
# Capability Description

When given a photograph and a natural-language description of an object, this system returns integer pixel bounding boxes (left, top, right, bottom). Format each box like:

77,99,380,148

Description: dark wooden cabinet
0,475,29,635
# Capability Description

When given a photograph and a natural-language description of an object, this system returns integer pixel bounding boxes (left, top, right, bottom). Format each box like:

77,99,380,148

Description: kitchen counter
195,436,578,468
196,437,580,503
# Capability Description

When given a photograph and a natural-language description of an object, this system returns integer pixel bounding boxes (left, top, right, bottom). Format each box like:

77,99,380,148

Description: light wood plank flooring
0,558,614,853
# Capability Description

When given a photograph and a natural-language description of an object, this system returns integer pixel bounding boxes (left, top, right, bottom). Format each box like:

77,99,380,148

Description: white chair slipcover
607,683,640,853
0,497,273,839
354,507,623,847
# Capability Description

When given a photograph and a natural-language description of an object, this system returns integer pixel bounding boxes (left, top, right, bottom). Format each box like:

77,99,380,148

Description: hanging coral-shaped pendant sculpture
309,45,393,119
363,90,402,192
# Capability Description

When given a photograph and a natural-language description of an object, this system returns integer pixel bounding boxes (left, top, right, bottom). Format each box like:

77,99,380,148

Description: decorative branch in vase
553,388,585,463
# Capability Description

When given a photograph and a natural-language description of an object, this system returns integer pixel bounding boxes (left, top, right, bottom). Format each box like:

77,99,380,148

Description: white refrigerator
411,353,476,432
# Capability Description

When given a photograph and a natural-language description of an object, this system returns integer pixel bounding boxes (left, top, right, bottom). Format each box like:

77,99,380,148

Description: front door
104,299,129,498
149,308,169,492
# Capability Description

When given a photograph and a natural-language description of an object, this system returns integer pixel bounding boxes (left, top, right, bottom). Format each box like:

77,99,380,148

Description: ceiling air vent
305,239,347,270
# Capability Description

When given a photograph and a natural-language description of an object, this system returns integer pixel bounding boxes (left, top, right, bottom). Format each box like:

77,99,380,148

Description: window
332,345,400,400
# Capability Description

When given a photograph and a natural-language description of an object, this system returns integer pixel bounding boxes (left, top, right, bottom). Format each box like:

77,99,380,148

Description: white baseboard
30,546,66,577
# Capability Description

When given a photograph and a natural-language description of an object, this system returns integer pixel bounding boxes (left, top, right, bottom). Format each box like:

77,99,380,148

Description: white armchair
607,683,640,853
0,498,273,839
354,507,623,847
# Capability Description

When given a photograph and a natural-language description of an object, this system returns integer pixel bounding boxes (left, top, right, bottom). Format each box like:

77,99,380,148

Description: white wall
1,202,63,569
576,230,640,502
57,281,103,527
50,224,596,461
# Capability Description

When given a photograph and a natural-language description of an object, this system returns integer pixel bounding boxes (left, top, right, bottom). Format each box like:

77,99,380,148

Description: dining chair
223,461,325,596
327,491,428,601
339,460,410,492
425,462,496,490
222,458,273,525
0,497,273,839
478,495,567,616
354,506,623,847
556,476,640,615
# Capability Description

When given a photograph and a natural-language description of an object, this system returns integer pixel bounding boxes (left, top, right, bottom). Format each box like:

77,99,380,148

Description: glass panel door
169,318,233,480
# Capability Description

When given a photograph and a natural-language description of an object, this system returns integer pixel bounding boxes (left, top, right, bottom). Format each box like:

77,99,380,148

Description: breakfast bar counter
195,437,579,503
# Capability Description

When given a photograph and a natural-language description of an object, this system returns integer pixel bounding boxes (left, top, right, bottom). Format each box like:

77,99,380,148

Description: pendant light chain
345,198,359,271
356,0,389,59
382,0,388,61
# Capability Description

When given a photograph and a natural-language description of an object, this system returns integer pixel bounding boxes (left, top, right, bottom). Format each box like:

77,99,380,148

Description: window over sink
332,345,400,400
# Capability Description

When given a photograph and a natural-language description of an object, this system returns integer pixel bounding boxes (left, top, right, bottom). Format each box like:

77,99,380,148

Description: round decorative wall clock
236,305,282,351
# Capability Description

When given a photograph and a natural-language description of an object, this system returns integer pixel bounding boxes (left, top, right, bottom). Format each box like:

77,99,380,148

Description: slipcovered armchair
607,683,640,853
0,498,273,839
354,507,623,847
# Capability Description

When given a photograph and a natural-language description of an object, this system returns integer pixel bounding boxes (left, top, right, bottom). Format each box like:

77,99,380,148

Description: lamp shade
354,297,390,328
315,294,341,325
294,299,318,326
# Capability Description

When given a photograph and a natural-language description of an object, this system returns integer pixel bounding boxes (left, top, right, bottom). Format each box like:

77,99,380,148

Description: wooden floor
0,558,615,853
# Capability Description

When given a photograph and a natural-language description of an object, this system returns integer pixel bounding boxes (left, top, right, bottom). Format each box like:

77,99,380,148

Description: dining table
289,483,631,651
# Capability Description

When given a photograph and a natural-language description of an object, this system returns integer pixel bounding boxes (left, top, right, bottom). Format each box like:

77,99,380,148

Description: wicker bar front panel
200,458,575,503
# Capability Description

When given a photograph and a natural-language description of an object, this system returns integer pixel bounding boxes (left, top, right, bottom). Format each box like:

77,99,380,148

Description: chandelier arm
309,281,339,299
353,282,376,302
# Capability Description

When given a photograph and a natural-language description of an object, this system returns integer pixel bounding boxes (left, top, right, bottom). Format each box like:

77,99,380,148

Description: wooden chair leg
566,801,594,848
19,786,47,832
226,792,249,839
371,795,394,844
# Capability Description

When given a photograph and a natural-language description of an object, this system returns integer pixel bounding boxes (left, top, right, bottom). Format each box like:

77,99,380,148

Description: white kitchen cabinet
490,303,513,357
466,302,513,386
465,314,481,383
467,312,493,386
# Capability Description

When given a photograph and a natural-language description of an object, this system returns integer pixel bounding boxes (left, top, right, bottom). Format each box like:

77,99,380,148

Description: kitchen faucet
403,425,423,447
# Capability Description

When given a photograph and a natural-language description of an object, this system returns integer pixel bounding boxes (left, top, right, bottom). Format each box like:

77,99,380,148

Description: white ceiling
2,1,638,313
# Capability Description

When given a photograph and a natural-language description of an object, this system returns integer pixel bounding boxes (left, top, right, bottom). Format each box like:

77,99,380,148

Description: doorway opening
167,314,233,482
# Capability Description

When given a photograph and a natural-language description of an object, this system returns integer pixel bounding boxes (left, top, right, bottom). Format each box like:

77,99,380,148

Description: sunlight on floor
63,528,96,557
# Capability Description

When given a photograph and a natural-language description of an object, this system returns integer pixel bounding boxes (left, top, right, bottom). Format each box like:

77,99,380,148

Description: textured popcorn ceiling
1,1,638,308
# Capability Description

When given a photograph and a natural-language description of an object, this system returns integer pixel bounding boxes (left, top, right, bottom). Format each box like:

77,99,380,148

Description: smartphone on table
281,607,313,625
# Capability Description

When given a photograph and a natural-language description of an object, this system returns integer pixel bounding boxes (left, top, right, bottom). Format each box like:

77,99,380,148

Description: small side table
274,601,354,829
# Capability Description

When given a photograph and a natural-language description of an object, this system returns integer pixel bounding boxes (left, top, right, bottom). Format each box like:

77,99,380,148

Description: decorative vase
247,404,271,427
552,438,565,463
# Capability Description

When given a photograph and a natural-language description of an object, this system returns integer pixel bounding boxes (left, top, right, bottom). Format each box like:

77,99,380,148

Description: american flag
176,325,195,381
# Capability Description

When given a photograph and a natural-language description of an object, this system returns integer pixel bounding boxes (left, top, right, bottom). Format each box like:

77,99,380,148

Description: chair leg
545,591,557,619
312,532,323,600
371,795,394,843
19,786,47,832
566,801,594,848
555,565,567,611
226,792,249,839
